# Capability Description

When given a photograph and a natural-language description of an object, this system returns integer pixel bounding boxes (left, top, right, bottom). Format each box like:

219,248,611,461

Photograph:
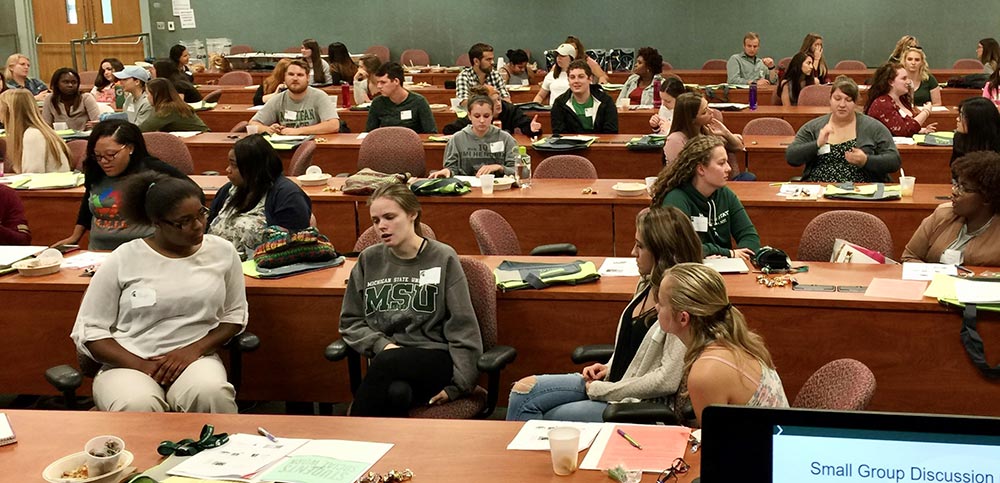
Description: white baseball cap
556,43,577,59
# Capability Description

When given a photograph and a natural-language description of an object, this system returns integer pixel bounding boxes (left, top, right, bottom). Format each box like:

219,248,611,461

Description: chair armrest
571,344,614,364
232,331,260,353
45,364,83,392
478,345,517,373
602,401,680,424
325,339,350,362
529,243,578,257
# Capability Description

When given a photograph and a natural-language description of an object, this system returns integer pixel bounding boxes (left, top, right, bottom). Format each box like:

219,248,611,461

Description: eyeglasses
656,457,690,483
952,181,979,196
94,145,127,163
162,206,209,230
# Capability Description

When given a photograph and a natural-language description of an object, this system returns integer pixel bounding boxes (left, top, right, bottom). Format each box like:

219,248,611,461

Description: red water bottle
341,83,351,108
652,78,662,109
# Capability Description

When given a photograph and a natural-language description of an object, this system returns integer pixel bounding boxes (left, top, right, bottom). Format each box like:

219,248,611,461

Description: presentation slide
772,426,1000,483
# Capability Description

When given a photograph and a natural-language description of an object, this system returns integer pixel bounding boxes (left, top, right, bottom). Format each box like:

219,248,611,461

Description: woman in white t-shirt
532,43,575,106
0,89,70,173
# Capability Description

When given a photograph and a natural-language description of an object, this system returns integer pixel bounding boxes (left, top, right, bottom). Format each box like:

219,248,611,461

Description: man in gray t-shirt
249,59,341,135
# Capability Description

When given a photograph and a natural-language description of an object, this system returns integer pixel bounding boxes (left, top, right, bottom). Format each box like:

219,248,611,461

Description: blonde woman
4,53,49,99
888,35,919,63
0,89,70,173
253,58,292,106
901,47,941,106
654,263,788,426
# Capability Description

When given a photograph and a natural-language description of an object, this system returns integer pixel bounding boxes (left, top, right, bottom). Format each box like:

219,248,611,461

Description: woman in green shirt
901,47,941,106
140,78,209,133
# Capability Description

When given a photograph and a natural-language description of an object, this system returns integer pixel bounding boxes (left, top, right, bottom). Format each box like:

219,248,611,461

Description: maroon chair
455,53,471,67
701,59,727,70
400,49,430,66
796,84,832,106
469,209,577,256
142,132,194,174
798,210,894,261
533,155,598,179
217,71,254,86
67,140,88,171
793,359,876,410
288,140,317,176
742,118,795,136
364,45,390,63
834,60,866,70
353,223,437,252
230,121,248,133
202,89,224,104
662,61,673,71
953,58,985,69
78,70,98,86
357,127,426,177
229,45,253,55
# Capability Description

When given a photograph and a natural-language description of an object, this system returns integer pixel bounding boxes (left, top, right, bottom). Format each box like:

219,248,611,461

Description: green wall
146,0,999,70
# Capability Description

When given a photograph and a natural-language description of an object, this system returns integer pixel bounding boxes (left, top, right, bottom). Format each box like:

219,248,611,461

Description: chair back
202,89,224,104
230,121,248,133
797,84,832,106
354,223,437,252
79,70,99,86
469,209,522,255
793,358,876,410
365,45,390,63
662,61,673,71
283,46,301,53
797,210,894,261
778,56,792,72
218,71,254,86
455,54,471,67
834,60,866,70
142,132,194,174
742,117,795,136
953,58,985,69
701,59,727,70
400,49,430,66
357,127,427,177
67,139,88,171
533,155,598,179
288,140,317,176
230,45,253,55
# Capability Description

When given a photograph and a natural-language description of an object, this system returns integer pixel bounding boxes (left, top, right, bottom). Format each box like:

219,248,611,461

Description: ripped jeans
506,373,608,422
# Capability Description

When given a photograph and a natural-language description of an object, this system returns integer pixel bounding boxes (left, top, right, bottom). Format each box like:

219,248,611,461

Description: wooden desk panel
200,85,539,106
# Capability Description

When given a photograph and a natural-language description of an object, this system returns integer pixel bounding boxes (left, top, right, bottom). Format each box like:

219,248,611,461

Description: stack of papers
6,172,84,190
703,257,750,274
777,184,821,200
506,420,603,451
598,258,640,277
0,245,45,267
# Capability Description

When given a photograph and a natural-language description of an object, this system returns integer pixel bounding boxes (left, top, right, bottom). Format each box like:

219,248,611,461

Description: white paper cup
645,176,658,191
53,122,69,131
616,98,630,110
899,176,915,197
548,427,579,475
84,435,125,477
246,124,259,134
404,75,413,83
480,174,495,194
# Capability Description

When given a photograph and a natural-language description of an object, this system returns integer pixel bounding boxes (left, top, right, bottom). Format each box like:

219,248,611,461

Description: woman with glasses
71,171,247,413
952,97,1000,165
53,120,188,250
207,135,312,260
902,151,1000,267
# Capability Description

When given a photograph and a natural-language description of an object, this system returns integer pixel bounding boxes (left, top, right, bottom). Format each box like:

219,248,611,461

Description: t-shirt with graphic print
250,86,339,129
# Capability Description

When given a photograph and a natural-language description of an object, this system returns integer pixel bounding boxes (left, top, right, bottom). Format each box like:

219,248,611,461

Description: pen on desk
956,265,974,274
257,426,278,443
616,428,642,450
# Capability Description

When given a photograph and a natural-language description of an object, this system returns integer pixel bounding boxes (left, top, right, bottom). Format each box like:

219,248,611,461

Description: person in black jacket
442,85,542,136
550,59,618,135
153,60,202,103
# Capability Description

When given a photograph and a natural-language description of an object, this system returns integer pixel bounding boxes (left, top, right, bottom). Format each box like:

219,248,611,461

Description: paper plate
493,177,516,191
42,450,134,483
428,103,448,110
297,173,332,186
612,182,647,197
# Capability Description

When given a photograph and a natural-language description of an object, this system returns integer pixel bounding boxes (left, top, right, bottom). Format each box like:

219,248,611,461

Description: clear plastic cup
480,174,495,195
645,176,658,194
246,124,259,134
548,427,580,476
53,122,69,131
84,435,125,477
899,176,915,197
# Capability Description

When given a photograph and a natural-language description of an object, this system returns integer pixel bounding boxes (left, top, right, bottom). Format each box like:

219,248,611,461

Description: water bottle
517,146,531,188
652,78,662,109
341,83,351,109
749,81,758,111
114,85,125,109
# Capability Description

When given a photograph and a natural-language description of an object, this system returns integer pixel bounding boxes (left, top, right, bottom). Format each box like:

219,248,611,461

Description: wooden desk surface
199,84,539,106
0,410,700,483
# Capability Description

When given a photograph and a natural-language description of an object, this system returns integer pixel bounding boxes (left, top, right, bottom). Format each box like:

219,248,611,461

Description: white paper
255,439,393,483
356,133,368,139
892,136,917,145
0,245,45,266
0,413,14,444
168,433,310,480
247,105,266,111
703,257,750,274
931,106,951,112
170,131,202,138
506,420,603,452
902,262,958,281
268,135,310,143
955,279,1000,304
559,135,597,142
62,251,110,269
598,258,640,277
171,0,190,15
177,9,197,29
708,102,750,110
777,184,821,199
455,175,480,187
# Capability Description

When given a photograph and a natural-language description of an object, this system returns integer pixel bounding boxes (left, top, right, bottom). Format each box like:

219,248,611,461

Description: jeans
506,373,608,422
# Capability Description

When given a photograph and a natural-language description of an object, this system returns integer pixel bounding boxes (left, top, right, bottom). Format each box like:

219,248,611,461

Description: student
455,43,510,103
353,55,382,105
301,38,330,85
532,43,574,106
550,59,618,135
249,60,341,135
902,47,941,106
249,58,288,106
799,33,828,82
655,262,788,426
339,183,483,417
71,172,247,413
863,62,936,137
564,36,609,84
53,120,188,250
662,92,744,167
4,53,49,99
902,152,1000,267
153,60,201,103
952,97,1000,165
982,62,1000,108
787,76,900,183
140,78,210,133
169,44,194,81
0,89,70,174
208,134,312,260
888,35,919,63
364,62,436,133
506,207,700,422
327,42,357,85
617,47,665,106
90,58,125,104
42,68,101,131
650,77,688,134
500,49,532,86
777,52,819,106
650,135,760,260
441,85,541,137
115,66,153,126
977,38,1000,74
430,94,518,178
0,185,31,245
726,32,776,86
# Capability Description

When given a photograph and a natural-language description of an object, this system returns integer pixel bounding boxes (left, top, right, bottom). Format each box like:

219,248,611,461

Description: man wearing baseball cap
113,66,152,125
531,43,577,106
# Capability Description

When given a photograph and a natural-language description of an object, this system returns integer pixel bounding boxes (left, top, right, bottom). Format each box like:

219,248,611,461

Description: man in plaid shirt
454,43,510,106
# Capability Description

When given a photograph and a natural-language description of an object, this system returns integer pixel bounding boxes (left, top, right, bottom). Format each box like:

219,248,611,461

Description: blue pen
257,426,278,443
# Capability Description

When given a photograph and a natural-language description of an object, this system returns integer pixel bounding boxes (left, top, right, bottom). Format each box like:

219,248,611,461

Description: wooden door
32,0,144,83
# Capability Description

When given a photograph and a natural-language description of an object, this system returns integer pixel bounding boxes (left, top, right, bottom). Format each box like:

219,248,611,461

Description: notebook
0,413,16,446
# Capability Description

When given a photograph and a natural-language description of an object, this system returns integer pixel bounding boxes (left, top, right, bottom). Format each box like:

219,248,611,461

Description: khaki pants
92,354,237,413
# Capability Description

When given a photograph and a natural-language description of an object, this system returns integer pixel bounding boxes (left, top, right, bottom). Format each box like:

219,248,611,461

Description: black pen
956,265,974,275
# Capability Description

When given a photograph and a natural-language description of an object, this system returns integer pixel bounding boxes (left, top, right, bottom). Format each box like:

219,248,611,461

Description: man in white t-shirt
249,60,340,135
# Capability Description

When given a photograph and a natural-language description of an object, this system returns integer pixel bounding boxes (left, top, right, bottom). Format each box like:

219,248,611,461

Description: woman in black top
953,97,1000,165
153,60,202,103
169,44,194,81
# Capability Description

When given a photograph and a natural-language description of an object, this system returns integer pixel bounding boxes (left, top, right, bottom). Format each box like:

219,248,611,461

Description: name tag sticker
126,105,135,112
489,141,504,153
692,215,709,233
941,249,963,265
130,288,156,308
898,108,911,118
584,107,596,117
400,110,413,120
419,267,442,285
818,144,831,155
284,110,298,121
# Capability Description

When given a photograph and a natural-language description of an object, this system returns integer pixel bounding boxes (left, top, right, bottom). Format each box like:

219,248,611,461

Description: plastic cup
53,122,69,131
404,75,413,83
645,176,658,193
548,427,580,475
84,435,125,477
616,98,630,110
899,176,915,197
245,124,259,134
480,174,495,195
450,98,462,111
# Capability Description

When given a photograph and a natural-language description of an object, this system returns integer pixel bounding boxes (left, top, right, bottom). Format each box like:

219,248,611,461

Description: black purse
752,246,791,272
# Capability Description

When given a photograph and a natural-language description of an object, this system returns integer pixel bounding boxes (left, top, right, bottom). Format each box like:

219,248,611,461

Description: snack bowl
429,66,445,73
42,450,134,483
428,103,448,111
612,182,648,197
492,177,516,191
12,257,61,276
297,173,332,187
445,66,463,73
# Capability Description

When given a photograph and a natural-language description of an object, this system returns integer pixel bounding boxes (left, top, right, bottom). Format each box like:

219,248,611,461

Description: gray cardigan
785,112,901,182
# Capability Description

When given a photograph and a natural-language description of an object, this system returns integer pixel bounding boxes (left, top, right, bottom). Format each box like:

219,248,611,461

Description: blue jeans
506,374,608,422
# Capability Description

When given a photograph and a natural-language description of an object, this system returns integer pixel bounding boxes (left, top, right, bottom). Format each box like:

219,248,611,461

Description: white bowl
42,450,134,483
612,182,648,197
12,258,61,277
297,173,332,187
493,177,516,191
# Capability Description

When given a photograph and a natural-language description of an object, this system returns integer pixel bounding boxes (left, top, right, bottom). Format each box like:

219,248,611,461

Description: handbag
252,226,339,269
341,168,409,196
752,246,791,272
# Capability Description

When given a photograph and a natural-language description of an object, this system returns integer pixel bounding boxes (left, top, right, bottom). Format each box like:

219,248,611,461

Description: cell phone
792,284,836,292
837,285,868,293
